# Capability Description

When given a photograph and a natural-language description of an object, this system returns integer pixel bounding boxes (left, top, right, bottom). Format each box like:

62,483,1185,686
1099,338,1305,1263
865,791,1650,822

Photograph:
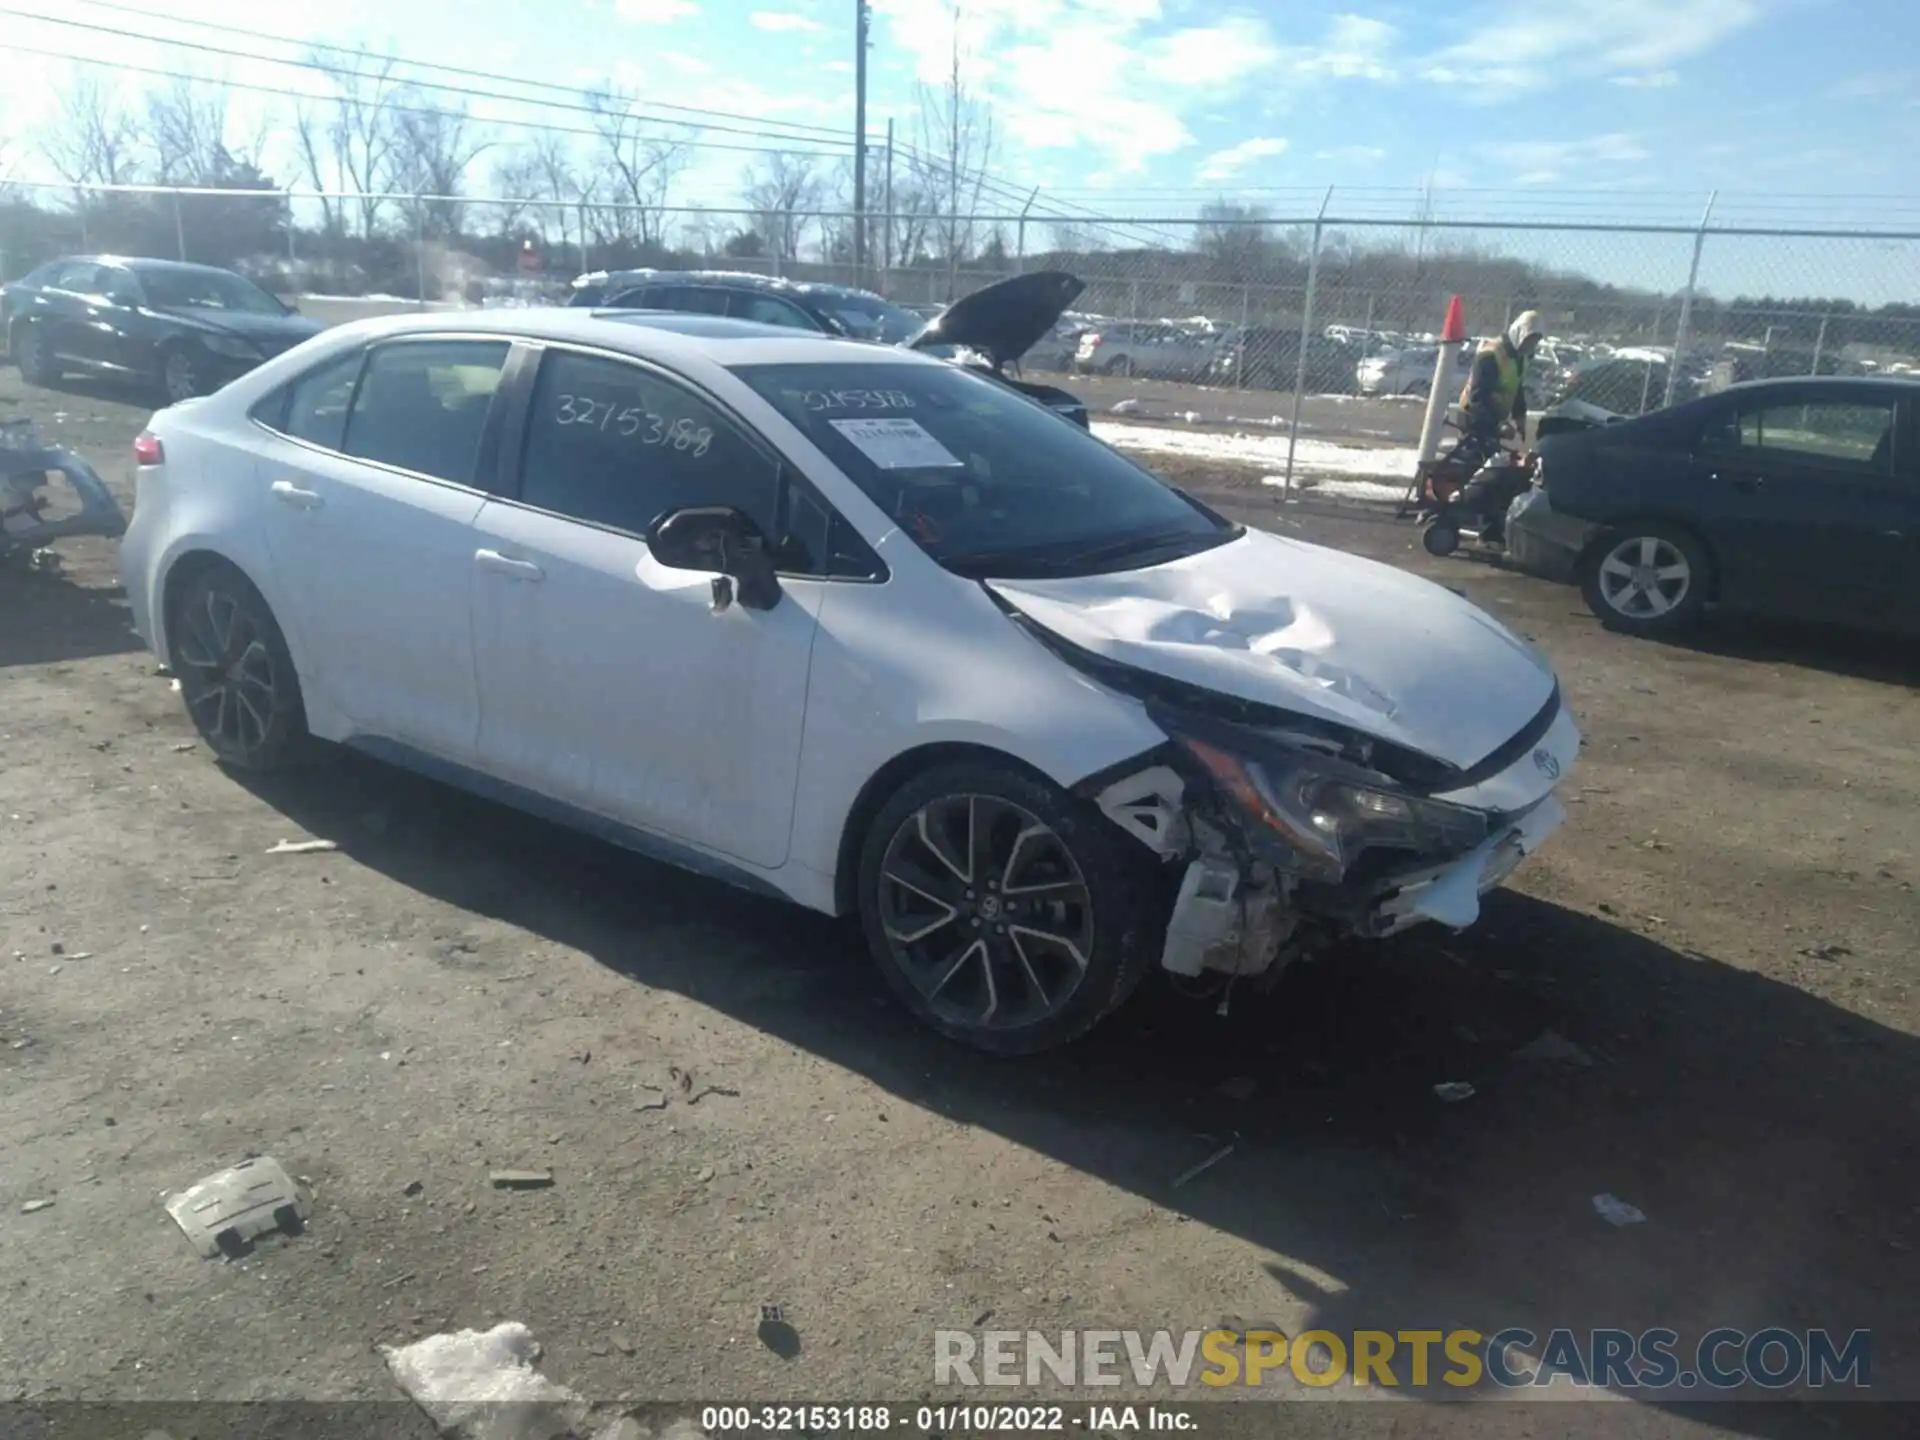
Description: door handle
474,548,544,582
269,479,324,510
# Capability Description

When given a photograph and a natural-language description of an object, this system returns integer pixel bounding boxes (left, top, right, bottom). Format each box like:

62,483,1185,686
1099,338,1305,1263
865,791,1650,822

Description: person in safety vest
1439,309,1544,542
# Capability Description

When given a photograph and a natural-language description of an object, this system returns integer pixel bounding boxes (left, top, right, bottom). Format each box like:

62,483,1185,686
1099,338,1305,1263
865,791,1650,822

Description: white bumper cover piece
1373,793,1567,936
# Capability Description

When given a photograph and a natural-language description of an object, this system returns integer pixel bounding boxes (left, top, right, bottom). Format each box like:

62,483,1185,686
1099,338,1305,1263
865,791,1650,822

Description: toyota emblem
1533,748,1561,780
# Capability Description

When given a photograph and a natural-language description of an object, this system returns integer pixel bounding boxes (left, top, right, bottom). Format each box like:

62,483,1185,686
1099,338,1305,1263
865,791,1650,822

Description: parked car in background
1532,376,1920,636
1543,353,1705,419
3,256,322,404
1208,328,1364,394
1072,322,1220,380
1357,341,1476,398
1020,314,1092,372
570,267,1090,428
119,307,1579,1053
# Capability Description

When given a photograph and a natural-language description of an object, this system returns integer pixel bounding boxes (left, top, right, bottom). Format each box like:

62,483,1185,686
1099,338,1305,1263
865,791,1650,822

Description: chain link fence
5,181,1919,414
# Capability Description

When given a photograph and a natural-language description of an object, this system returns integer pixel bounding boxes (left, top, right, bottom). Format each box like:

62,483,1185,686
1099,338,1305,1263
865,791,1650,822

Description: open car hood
985,528,1556,771
906,271,1084,369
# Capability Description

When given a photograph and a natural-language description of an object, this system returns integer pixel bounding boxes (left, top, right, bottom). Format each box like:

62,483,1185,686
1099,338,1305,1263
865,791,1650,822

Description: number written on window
799,388,917,412
553,393,713,456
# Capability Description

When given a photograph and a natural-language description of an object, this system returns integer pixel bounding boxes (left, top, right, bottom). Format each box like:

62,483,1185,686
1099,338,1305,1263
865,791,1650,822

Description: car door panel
257,338,509,759
1695,391,1906,619
469,502,824,867
469,345,823,869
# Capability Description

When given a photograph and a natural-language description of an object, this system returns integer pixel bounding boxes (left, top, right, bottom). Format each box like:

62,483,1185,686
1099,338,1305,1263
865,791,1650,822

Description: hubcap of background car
165,352,199,402
878,795,1094,1031
174,588,277,755
1597,536,1691,618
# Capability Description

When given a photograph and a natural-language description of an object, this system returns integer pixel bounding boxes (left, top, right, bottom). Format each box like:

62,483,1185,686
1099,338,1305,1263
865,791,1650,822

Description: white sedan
120,308,1579,1053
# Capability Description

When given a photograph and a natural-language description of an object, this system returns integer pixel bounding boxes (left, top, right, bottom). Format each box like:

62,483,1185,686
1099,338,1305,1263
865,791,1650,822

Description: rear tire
1422,520,1461,557
1103,355,1133,378
159,344,209,405
13,324,59,386
857,759,1160,1055
168,562,310,771
1579,522,1710,637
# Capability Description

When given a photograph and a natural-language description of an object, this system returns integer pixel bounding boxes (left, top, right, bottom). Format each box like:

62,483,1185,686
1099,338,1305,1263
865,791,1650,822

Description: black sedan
1536,376,1920,637
3,257,322,404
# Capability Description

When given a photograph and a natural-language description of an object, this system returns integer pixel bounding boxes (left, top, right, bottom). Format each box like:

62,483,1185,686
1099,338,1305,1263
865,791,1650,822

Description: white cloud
1198,136,1288,181
661,51,713,75
1832,70,1917,100
1148,17,1282,86
615,0,698,21
750,10,824,32
1610,70,1679,88
823,59,855,73
1425,0,1758,96
1291,15,1397,80
1316,144,1387,166
1495,133,1650,178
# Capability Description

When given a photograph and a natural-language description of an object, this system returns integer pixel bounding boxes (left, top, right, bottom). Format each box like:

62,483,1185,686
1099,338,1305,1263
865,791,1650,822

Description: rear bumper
1506,487,1598,583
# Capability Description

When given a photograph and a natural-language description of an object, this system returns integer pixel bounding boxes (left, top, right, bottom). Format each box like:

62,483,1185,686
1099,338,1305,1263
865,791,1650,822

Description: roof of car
1716,374,1920,392
321,305,937,369
76,256,254,279
572,268,905,308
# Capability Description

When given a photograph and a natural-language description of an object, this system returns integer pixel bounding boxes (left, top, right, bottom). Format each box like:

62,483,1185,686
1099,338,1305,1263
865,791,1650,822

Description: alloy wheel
164,350,201,404
1596,535,1691,619
173,585,280,758
876,794,1095,1033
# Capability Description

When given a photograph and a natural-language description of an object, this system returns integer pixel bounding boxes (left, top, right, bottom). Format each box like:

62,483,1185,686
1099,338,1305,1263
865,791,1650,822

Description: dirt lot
2,367,1917,1437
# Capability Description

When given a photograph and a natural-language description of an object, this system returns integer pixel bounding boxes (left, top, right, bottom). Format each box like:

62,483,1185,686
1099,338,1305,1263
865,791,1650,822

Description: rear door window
732,293,819,330
341,340,510,485
1715,397,1896,474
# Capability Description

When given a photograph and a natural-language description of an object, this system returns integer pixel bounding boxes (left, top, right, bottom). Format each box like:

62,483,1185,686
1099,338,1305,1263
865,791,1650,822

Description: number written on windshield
554,393,713,457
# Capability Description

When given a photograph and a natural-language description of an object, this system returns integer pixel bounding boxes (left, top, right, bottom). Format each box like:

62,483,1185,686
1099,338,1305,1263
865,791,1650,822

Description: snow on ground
1091,421,1417,503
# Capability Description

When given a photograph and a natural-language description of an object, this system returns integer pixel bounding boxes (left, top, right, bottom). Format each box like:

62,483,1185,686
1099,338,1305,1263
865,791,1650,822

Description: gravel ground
2,367,1917,1438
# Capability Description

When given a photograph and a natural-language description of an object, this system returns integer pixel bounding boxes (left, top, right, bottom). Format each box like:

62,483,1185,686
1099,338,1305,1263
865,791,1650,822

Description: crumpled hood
986,528,1557,769
907,271,1084,369
154,307,324,350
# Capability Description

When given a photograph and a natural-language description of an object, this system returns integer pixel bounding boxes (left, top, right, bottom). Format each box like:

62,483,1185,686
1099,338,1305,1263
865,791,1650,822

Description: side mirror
647,505,782,612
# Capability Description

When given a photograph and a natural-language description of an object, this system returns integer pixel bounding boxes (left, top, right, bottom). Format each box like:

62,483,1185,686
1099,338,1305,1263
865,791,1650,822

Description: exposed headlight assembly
201,332,264,360
1173,731,1488,883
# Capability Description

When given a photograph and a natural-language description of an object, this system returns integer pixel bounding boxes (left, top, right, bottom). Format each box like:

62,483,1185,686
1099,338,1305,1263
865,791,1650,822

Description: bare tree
1196,200,1272,270
41,72,141,187
292,100,341,235
583,83,691,251
910,9,996,296
389,94,493,238
313,47,403,236
490,148,543,235
741,152,823,262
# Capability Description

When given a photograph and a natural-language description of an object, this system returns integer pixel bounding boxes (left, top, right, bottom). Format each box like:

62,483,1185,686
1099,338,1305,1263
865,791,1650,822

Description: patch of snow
1092,421,1417,485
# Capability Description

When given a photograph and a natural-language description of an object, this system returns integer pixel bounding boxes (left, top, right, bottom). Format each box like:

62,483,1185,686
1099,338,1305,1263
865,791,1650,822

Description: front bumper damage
1090,698,1576,982
1,421,129,556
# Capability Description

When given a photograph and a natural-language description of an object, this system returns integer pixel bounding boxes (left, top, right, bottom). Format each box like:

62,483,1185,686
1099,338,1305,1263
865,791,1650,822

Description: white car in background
1357,341,1479,397
119,309,1578,1053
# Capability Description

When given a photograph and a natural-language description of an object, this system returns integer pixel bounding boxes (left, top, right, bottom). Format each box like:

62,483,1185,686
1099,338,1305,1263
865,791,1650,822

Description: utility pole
853,0,870,280
881,117,894,292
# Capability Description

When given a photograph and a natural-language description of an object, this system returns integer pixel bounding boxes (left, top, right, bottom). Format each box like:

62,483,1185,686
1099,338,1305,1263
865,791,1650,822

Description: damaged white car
119,309,1577,1054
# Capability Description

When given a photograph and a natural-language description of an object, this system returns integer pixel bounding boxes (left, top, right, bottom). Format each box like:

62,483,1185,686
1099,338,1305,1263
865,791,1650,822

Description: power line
0,41,858,162
1,7,869,151
51,0,868,145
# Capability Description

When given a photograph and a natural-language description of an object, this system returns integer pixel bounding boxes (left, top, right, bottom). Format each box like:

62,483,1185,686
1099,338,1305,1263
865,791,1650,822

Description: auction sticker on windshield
829,417,964,469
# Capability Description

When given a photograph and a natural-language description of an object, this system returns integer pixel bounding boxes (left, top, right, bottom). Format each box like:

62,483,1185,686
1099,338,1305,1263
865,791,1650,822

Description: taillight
133,432,164,466
1083,332,1103,347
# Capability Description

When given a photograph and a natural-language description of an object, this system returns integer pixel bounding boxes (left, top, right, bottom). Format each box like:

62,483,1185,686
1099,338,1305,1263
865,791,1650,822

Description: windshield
817,293,925,344
733,361,1235,578
140,268,285,316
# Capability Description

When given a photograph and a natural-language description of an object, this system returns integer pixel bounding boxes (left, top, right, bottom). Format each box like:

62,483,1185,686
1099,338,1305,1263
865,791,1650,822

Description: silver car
1357,342,1477,398
1074,322,1222,380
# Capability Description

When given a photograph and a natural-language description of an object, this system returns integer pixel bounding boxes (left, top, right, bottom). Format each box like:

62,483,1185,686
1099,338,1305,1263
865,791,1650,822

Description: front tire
13,324,59,386
168,563,309,770
857,760,1159,1055
1580,523,1710,636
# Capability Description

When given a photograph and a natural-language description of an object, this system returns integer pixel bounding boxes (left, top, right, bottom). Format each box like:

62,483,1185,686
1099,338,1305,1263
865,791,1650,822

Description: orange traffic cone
1440,293,1466,344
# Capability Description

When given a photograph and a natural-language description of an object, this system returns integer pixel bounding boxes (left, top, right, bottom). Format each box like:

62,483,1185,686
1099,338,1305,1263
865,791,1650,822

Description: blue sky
2,0,1917,295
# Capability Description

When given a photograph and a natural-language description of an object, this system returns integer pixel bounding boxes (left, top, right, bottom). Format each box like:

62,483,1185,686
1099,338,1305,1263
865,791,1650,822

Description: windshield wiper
946,530,1223,580
1055,531,1225,570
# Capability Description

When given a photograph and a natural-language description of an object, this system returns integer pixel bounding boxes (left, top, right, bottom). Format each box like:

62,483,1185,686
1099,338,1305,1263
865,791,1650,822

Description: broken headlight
1175,733,1489,882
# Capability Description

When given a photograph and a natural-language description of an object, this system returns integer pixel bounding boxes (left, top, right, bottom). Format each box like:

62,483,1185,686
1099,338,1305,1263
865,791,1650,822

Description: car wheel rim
165,353,198,401
174,587,278,755
1597,536,1691,618
877,794,1095,1033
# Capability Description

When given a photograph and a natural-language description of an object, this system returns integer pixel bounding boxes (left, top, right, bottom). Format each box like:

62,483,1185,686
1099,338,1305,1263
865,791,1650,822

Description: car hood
985,528,1556,770
154,307,324,348
906,271,1085,369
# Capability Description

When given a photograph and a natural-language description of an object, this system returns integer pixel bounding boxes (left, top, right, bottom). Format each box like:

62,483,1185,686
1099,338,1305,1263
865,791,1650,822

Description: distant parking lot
4,361,1917,1422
